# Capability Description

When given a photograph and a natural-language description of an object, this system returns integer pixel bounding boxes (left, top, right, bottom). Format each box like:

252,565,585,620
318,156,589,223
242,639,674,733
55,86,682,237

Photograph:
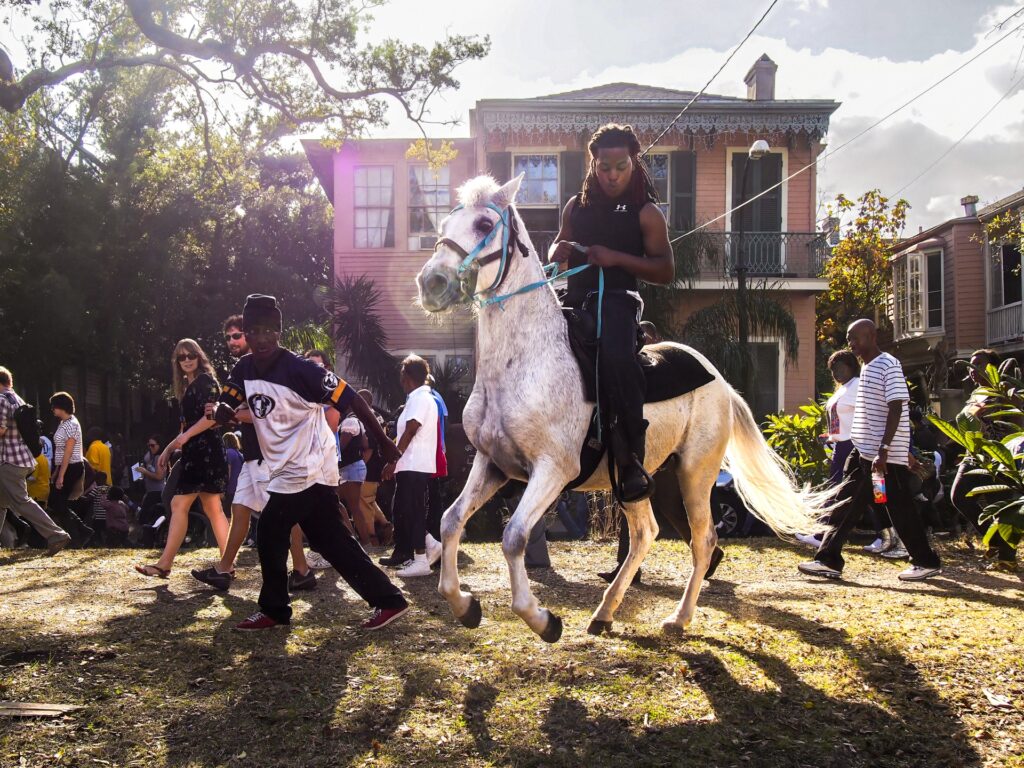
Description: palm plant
281,320,332,359
638,226,720,339
431,358,470,423
323,273,403,409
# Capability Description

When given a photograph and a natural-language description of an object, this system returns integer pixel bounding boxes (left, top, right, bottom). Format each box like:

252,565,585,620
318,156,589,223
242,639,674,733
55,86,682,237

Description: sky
357,0,1024,233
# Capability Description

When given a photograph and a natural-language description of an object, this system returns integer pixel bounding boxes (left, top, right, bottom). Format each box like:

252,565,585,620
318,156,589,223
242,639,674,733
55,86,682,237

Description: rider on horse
549,124,675,503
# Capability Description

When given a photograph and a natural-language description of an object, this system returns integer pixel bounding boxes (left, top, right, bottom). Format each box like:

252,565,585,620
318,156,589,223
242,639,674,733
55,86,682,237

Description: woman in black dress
135,339,229,578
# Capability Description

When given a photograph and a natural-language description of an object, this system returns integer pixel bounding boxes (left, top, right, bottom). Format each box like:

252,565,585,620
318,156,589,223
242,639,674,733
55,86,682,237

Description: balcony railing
988,301,1023,345
528,231,830,282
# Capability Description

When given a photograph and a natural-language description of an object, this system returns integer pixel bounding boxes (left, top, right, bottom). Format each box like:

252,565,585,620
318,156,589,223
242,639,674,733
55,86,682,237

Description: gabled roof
979,186,1024,219
529,82,744,104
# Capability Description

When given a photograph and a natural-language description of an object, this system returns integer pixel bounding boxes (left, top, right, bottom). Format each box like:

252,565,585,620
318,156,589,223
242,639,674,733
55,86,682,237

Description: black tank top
565,194,646,307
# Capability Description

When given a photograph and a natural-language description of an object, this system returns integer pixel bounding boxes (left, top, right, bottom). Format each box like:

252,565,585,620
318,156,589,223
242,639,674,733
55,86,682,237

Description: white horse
416,174,831,642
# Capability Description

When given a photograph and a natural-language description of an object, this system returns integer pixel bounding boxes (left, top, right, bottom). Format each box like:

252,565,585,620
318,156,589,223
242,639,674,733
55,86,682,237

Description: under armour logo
248,393,276,419
614,204,627,212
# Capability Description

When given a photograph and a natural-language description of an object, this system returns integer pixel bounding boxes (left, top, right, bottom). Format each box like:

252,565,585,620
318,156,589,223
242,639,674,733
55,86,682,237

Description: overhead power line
641,0,780,156
671,17,1024,243
891,77,1024,197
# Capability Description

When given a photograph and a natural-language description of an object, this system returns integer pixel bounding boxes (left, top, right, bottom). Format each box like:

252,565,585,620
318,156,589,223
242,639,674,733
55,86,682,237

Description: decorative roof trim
479,109,832,138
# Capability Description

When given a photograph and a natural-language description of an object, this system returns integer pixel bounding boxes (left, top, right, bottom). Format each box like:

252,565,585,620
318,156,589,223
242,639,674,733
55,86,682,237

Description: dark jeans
588,291,646,464
815,449,941,571
256,483,406,623
48,462,91,543
426,476,443,540
951,461,1016,561
392,471,430,558
829,440,854,485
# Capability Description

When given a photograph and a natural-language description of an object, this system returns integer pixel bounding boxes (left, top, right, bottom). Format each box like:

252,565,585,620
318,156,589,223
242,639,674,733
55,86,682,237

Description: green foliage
638,226,720,339
817,190,909,349
763,400,831,486
324,273,403,409
927,362,1024,550
431,358,469,423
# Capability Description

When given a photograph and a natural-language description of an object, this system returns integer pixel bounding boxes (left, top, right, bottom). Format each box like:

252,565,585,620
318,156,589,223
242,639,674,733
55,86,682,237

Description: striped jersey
850,352,911,466
219,349,356,493
54,416,83,466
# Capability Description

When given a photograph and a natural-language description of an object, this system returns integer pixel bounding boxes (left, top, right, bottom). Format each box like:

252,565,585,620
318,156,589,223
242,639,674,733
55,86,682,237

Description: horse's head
416,173,524,312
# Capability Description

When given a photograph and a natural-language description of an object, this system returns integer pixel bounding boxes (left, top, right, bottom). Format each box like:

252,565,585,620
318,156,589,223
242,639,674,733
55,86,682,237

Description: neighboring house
887,189,1024,412
304,54,839,416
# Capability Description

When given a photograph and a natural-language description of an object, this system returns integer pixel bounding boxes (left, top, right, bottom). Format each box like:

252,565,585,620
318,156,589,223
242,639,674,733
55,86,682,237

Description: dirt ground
1,538,1022,768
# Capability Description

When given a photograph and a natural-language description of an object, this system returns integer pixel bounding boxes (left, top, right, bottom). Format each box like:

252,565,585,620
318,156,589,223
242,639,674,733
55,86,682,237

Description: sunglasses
224,332,244,341
147,442,159,448
176,353,199,362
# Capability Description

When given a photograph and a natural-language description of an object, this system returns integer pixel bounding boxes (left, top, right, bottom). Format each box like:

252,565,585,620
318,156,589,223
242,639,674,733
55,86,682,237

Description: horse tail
723,386,833,537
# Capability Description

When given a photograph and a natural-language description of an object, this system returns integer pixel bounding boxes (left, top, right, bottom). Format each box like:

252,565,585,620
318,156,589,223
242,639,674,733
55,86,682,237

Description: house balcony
987,302,1024,346
529,231,829,285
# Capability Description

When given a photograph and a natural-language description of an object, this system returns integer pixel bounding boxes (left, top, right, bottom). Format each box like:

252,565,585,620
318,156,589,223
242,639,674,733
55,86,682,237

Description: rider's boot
613,418,654,503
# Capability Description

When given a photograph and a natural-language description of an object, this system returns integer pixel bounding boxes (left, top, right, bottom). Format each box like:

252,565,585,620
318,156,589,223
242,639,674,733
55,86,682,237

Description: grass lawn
1,538,1022,768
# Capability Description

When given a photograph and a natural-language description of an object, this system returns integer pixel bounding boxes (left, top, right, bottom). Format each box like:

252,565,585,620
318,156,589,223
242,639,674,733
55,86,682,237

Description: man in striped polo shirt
799,319,942,582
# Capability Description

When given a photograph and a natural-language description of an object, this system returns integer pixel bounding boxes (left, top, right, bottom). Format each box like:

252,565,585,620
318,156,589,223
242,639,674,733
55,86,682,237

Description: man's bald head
846,319,879,361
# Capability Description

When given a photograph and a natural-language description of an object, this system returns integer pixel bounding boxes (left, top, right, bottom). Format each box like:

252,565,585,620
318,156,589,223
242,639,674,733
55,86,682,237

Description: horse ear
492,173,524,208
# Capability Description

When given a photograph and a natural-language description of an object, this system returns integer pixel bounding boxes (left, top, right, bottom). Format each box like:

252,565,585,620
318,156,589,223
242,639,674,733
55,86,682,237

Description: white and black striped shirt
850,352,911,466
53,416,83,466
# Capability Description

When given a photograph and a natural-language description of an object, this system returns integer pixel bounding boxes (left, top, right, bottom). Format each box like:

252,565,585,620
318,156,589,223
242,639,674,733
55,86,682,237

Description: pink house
304,55,839,416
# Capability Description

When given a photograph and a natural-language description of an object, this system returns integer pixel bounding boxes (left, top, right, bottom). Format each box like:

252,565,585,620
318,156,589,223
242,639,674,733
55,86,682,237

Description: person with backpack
0,366,71,554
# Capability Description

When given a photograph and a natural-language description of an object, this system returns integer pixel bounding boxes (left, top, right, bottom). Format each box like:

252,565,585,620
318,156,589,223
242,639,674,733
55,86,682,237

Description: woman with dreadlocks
550,123,674,502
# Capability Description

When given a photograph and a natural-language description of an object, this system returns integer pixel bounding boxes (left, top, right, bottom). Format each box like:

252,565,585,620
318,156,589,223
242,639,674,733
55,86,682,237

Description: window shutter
486,152,512,184
731,153,753,232
560,150,585,210
670,151,696,231
757,153,783,233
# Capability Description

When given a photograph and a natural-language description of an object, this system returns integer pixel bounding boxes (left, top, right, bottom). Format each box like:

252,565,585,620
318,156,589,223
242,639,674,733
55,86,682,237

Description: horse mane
457,175,501,209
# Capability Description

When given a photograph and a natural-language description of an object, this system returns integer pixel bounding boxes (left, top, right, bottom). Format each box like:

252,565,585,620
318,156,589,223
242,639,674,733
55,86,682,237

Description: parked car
711,470,771,538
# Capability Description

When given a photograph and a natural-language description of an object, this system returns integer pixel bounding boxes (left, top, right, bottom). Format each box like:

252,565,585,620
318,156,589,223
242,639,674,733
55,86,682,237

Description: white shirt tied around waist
396,385,437,475
850,352,911,466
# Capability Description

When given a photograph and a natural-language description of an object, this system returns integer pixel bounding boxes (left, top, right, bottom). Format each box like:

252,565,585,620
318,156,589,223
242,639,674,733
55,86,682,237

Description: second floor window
408,166,450,250
991,242,1023,308
513,154,559,206
893,250,943,337
354,166,394,248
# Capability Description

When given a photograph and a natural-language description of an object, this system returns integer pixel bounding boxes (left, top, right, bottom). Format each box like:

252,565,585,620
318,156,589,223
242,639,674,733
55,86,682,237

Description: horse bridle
434,202,529,299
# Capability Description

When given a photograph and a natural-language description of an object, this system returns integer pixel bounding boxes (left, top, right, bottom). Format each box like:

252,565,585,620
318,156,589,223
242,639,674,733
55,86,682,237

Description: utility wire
671,17,1024,242
641,0,780,156
891,77,1024,197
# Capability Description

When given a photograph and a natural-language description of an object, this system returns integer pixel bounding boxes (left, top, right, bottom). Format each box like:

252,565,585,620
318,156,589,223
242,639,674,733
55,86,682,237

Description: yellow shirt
85,440,113,486
27,454,50,502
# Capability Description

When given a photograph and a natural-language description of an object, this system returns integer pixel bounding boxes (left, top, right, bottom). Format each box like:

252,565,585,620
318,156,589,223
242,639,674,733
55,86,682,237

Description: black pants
48,462,91,543
426,476,443,540
951,461,1016,561
256,483,406,623
816,449,940,571
588,291,646,464
392,471,430,558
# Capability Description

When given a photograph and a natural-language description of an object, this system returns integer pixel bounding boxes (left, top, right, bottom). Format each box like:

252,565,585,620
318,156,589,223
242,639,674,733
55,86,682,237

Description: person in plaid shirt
0,366,71,554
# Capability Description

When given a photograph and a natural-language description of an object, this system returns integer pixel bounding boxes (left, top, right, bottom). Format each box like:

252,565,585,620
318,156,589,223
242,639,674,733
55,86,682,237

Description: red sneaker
361,605,409,631
234,612,284,631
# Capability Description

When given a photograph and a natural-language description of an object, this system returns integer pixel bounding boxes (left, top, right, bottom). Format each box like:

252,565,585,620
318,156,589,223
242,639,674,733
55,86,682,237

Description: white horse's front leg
587,499,658,635
503,462,567,642
438,453,507,627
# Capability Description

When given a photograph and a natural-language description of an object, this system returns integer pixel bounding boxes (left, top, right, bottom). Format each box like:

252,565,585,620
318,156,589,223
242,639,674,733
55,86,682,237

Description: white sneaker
306,551,332,570
863,538,885,554
797,560,842,579
425,534,442,566
795,533,822,549
898,565,941,581
396,553,432,577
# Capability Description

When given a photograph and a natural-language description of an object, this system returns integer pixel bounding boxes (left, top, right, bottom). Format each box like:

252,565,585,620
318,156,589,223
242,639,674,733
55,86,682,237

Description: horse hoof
540,612,563,644
457,597,482,629
587,619,613,636
661,621,686,636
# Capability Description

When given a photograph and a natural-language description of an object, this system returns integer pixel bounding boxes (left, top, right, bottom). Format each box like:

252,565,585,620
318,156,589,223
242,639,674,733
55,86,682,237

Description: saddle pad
563,309,716,404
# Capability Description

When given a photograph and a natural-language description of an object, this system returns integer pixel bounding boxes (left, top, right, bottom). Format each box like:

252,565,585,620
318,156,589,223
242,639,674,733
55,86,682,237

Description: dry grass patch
0,539,1022,767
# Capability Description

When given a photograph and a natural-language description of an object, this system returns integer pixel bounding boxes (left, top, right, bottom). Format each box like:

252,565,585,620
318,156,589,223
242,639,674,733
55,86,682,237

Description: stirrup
616,456,655,503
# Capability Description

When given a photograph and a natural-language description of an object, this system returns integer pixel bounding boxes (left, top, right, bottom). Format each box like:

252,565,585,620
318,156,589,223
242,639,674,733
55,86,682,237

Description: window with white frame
512,154,559,206
408,166,451,250
354,166,394,248
644,153,670,219
892,250,943,337
990,241,1023,308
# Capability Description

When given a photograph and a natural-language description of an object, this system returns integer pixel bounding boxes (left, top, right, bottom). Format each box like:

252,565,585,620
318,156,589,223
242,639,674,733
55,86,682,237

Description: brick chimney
745,54,777,101
960,194,979,217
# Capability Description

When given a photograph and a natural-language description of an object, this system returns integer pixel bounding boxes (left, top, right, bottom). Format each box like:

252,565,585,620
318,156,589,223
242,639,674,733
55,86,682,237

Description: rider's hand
549,240,575,264
586,245,620,269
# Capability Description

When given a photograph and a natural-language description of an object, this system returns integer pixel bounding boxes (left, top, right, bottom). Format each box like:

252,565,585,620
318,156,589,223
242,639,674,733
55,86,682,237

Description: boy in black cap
212,294,410,630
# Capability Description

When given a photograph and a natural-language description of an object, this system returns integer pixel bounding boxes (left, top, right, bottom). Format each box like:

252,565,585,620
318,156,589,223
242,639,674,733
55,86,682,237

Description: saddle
562,307,716,491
